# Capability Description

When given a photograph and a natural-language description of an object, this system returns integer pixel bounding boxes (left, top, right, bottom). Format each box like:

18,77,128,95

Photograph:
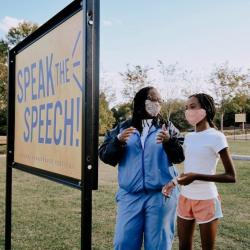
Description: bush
0,107,7,135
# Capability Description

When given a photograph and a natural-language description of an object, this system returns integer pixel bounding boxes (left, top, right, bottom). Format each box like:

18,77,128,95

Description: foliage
100,69,117,105
161,99,189,131
170,109,190,131
222,96,250,127
0,40,8,109
0,40,8,64
0,59,8,109
157,60,185,98
0,22,38,135
161,99,183,121
111,102,132,126
120,64,152,102
0,107,7,135
209,63,250,130
99,92,115,135
5,21,39,47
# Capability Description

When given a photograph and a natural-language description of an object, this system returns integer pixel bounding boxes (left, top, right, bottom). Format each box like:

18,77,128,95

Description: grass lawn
0,145,6,155
227,139,250,155
0,140,249,249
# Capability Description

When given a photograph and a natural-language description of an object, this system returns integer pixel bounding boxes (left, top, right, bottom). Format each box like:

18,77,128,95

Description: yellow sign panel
235,113,246,123
14,11,83,180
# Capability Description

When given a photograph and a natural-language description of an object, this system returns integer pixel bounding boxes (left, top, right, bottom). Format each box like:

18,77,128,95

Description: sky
1,0,250,104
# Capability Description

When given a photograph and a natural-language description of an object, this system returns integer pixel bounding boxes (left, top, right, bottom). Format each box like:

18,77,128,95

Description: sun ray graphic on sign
72,30,83,92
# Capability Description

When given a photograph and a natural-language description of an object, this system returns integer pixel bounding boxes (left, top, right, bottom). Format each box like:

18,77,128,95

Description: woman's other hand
156,124,170,144
162,180,176,197
118,127,136,143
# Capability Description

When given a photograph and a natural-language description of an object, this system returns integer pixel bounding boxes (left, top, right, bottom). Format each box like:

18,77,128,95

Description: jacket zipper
140,128,157,193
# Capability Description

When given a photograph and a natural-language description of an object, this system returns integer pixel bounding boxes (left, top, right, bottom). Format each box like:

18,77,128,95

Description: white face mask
145,100,161,117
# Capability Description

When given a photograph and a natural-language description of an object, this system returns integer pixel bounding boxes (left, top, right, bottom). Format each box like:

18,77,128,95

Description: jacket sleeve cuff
163,137,177,147
114,136,127,147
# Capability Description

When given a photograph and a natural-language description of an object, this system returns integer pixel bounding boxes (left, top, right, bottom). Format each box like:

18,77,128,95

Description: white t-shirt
181,128,228,200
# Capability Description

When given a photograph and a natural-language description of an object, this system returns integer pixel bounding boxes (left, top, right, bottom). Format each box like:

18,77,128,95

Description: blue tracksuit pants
114,187,179,250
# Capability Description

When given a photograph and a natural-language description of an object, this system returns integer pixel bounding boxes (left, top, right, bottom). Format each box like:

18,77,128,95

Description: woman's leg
199,219,219,250
177,216,196,250
114,192,144,250
144,187,178,250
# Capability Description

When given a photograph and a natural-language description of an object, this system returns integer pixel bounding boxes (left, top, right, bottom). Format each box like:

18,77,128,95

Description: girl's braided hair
189,93,217,128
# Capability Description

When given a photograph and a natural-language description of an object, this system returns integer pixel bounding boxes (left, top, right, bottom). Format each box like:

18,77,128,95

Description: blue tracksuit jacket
99,118,184,250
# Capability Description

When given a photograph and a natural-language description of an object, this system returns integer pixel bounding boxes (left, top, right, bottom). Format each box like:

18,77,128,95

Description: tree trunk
220,112,224,132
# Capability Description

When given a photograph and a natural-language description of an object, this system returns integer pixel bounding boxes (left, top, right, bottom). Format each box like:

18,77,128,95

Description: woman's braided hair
189,93,217,128
131,86,164,134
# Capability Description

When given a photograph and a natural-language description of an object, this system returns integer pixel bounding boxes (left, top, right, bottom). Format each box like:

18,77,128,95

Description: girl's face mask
145,100,161,117
185,108,206,126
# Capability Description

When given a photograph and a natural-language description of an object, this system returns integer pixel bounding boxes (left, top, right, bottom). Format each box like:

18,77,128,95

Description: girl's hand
177,173,196,185
156,124,170,144
162,181,175,197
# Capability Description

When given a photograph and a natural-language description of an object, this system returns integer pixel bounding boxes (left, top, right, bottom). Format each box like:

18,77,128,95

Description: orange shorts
177,194,223,224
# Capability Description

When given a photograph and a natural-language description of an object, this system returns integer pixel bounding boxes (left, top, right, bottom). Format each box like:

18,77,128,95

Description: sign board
6,1,99,249
15,11,83,180
235,113,246,123
7,0,99,188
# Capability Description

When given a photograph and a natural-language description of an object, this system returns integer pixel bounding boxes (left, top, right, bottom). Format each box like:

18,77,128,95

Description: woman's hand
177,173,196,185
156,124,170,144
162,181,175,197
118,127,136,143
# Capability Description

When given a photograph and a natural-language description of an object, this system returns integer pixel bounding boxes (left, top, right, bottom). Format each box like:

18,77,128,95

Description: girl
162,93,236,250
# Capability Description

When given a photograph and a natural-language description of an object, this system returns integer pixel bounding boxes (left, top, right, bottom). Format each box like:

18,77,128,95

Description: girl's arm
177,147,236,185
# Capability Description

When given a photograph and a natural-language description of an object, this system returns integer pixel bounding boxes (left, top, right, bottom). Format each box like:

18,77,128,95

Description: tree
111,102,132,126
209,63,249,131
157,61,196,120
6,21,38,47
120,64,152,102
222,95,250,127
0,106,7,135
0,40,8,109
160,99,183,122
0,22,38,100
0,21,38,134
182,69,212,98
99,92,115,135
170,109,190,131
157,61,183,94
160,99,189,130
100,68,117,105
0,40,8,64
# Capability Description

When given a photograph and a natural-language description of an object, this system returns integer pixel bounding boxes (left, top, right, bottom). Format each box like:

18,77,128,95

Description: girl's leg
199,219,219,250
177,216,196,250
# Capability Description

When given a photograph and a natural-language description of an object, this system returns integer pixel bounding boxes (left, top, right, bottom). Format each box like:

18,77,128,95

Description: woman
99,86,184,250
162,93,236,250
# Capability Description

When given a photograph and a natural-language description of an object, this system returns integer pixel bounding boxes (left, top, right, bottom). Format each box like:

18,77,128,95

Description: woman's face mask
185,108,206,126
145,99,161,117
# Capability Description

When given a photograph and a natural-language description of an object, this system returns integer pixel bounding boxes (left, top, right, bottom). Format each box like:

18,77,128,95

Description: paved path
231,155,250,161
0,136,6,144
226,134,250,140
